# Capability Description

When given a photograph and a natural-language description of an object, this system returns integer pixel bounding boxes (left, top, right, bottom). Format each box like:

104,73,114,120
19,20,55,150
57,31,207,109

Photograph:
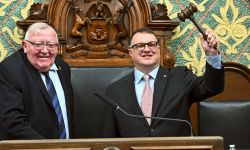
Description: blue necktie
43,72,66,139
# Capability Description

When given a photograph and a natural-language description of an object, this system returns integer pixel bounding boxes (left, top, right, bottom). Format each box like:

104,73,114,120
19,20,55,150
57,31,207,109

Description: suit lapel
22,54,53,108
123,72,150,126
151,67,170,118
123,72,146,116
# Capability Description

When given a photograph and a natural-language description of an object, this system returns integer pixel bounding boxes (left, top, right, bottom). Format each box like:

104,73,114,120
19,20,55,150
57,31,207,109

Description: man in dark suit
0,22,74,139
101,27,224,137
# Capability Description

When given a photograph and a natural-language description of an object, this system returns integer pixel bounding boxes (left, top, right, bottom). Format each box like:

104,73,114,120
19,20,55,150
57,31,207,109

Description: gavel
177,3,208,40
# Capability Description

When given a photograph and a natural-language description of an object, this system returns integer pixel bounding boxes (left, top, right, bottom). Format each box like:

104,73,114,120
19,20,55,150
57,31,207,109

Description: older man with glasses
100,27,224,137
0,22,75,140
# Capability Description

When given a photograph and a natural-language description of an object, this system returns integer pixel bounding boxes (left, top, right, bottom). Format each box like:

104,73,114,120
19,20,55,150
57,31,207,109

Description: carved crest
66,0,133,59
86,19,110,44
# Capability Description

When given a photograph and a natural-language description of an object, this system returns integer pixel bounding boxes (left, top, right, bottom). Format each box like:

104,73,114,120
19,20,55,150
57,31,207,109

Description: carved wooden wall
16,0,179,67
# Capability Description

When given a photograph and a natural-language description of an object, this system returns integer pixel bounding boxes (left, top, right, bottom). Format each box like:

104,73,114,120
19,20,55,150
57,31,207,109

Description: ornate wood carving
27,3,48,20
16,0,179,67
149,1,170,20
66,0,131,59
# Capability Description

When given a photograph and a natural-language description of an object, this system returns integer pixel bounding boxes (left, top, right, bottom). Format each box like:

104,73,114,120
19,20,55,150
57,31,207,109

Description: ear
22,41,27,53
128,48,133,58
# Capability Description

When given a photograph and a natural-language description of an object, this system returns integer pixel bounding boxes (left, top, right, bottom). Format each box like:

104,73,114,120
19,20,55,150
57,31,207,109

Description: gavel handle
189,15,207,40
190,16,218,49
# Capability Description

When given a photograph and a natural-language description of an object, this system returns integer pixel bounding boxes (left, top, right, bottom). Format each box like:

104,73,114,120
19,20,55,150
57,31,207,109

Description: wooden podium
0,136,223,150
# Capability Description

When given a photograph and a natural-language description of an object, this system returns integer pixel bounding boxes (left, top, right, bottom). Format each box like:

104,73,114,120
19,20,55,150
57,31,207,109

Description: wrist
205,49,220,56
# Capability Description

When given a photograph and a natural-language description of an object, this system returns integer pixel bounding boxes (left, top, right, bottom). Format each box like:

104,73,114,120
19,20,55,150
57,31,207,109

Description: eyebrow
130,41,158,47
26,40,58,44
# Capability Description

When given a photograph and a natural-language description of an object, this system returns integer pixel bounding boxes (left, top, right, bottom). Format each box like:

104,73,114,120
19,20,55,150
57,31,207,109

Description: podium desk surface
0,136,223,150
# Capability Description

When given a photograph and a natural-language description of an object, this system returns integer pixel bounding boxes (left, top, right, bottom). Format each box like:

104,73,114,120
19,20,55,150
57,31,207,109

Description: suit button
150,128,154,132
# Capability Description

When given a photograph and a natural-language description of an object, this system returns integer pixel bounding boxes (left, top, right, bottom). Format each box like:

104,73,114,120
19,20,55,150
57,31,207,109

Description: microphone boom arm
117,106,193,137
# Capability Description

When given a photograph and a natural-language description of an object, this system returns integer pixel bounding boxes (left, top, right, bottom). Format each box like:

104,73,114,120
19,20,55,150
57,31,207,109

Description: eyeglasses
25,40,59,50
130,41,159,52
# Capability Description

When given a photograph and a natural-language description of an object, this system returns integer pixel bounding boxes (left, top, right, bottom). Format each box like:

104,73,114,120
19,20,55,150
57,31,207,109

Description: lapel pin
163,75,167,78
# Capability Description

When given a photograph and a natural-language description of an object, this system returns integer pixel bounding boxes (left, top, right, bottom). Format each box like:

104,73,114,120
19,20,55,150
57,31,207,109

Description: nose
40,46,49,53
143,44,151,52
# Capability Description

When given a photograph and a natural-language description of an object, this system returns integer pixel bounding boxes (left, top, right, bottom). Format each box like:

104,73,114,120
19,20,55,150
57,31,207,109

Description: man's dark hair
129,27,157,46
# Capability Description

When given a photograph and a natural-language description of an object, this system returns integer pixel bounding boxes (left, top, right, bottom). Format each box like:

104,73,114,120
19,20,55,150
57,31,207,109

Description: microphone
94,92,193,136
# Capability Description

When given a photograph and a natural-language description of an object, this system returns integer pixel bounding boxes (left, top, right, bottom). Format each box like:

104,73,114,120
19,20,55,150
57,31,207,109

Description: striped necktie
141,74,153,125
43,72,66,139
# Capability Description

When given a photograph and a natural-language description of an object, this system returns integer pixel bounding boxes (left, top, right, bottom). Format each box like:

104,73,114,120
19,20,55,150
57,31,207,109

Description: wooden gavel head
177,3,197,21
177,3,208,40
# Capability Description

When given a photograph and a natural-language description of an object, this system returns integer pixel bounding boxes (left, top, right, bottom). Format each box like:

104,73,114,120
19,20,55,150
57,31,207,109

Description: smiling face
22,26,58,72
129,32,160,73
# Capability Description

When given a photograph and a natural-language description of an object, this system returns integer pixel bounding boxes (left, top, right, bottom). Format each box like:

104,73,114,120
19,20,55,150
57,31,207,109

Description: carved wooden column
16,0,179,67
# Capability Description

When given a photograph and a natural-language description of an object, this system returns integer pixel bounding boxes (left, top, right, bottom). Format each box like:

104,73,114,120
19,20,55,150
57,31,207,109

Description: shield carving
86,18,110,44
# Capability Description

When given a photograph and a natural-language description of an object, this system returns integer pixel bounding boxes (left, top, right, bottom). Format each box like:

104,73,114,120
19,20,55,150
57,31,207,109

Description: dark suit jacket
102,63,224,137
0,49,74,140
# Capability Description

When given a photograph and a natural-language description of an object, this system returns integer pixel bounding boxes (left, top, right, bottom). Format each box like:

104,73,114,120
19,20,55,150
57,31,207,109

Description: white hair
24,22,58,42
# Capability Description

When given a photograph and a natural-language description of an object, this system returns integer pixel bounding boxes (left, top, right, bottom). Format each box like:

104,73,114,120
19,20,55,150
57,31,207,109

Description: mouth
141,54,153,58
39,56,49,58
39,54,50,58
38,56,50,61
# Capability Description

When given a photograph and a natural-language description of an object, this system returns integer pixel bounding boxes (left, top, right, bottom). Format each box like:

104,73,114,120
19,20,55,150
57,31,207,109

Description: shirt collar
49,63,58,72
134,66,159,84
